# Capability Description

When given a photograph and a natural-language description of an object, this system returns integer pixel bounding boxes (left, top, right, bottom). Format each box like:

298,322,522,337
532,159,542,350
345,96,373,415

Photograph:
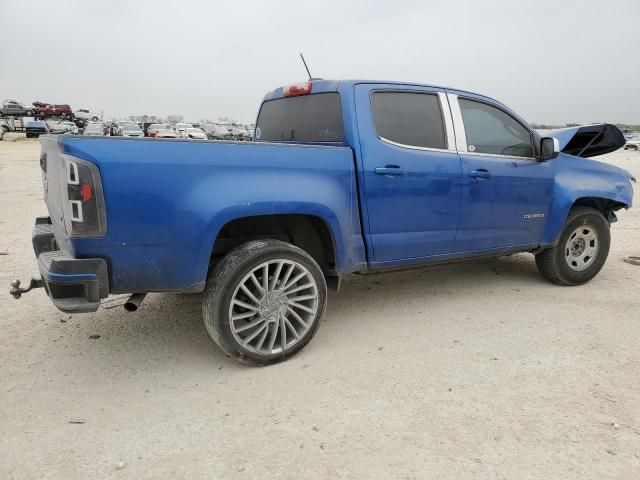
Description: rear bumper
33,217,109,313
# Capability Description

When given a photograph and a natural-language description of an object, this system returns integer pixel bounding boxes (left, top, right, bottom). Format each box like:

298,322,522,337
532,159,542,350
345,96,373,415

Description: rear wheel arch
210,214,339,278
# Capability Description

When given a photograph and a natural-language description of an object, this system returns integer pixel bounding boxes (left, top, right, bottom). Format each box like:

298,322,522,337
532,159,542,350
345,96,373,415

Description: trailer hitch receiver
10,278,44,299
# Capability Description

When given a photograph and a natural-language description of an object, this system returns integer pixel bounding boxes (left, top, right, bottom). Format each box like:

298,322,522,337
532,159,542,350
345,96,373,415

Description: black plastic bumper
33,217,108,313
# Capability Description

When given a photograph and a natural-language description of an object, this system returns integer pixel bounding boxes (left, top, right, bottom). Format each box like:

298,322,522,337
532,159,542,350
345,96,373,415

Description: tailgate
39,136,69,251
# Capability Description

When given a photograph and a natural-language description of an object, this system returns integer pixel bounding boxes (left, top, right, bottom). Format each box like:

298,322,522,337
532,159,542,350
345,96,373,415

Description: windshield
123,124,140,131
86,124,102,131
255,93,343,143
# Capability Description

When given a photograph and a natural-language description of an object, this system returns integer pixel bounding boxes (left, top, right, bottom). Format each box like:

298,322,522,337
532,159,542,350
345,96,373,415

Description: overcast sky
1,0,638,124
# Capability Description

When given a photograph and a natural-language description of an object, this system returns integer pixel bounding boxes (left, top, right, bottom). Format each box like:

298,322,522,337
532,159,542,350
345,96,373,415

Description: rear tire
535,206,610,285
202,239,327,365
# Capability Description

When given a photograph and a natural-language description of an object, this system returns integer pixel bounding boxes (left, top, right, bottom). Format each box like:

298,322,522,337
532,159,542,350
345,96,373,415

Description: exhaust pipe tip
124,293,147,312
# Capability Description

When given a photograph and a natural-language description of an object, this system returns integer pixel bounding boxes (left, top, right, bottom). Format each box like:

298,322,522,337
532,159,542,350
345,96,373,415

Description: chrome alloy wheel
228,259,319,355
565,225,599,272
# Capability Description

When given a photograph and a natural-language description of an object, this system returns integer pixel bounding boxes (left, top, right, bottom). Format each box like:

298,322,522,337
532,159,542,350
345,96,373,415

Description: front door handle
469,169,492,179
374,165,408,176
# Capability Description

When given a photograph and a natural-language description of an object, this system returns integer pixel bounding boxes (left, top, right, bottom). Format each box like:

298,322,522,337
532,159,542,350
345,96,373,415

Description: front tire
535,206,610,285
202,239,327,365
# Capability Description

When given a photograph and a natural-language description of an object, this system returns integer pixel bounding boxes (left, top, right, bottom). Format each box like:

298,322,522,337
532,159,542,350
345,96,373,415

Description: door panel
449,94,555,252
355,85,463,263
454,154,555,251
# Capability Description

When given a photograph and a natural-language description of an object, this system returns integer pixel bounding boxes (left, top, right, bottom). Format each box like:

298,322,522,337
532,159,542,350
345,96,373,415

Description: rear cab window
371,91,447,149
255,93,344,143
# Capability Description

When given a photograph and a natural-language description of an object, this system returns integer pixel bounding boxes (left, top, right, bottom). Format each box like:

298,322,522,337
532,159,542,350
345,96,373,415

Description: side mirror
540,137,560,161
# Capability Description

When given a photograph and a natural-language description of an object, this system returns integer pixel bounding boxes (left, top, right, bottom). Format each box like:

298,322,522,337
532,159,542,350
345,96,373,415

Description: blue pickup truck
12,80,635,364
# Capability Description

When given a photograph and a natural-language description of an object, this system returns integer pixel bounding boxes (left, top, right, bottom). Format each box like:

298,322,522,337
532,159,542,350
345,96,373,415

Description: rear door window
371,91,447,149
256,93,343,143
459,98,534,158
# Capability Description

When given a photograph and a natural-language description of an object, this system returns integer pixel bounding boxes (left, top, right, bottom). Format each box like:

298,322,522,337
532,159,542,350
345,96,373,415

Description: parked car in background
246,124,255,140
154,128,178,138
0,100,35,117
201,123,232,140
74,109,101,122
623,135,640,150
229,124,249,140
121,124,144,137
147,123,168,137
83,122,105,136
33,102,73,119
25,121,49,138
49,121,78,135
183,127,207,140
114,121,138,136
174,122,194,137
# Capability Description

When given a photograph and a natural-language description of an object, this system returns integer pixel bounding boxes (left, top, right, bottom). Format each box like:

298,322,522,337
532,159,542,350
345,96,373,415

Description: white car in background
202,123,232,140
183,127,207,140
121,123,144,137
49,121,79,134
175,122,194,137
74,109,101,122
83,122,105,136
115,121,139,136
623,135,640,150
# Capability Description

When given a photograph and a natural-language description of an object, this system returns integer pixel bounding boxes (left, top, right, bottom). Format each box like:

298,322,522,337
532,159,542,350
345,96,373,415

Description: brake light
283,82,312,97
81,183,92,201
62,156,106,236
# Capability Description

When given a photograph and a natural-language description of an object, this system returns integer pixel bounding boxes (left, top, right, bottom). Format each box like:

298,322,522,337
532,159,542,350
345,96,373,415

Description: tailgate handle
374,165,407,176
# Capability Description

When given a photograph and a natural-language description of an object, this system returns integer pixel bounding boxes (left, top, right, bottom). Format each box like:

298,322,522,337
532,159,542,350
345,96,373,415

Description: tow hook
10,277,44,299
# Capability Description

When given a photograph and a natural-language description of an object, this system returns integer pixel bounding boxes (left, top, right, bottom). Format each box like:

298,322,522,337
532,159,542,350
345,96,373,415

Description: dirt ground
1,136,639,480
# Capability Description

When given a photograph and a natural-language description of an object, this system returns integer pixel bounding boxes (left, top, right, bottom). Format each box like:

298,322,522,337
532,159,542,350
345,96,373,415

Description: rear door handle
469,169,492,179
374,165,408,176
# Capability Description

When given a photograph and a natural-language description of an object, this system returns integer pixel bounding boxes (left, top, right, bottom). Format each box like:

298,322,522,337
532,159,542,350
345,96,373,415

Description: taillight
62,155,106,237
283,82,312,97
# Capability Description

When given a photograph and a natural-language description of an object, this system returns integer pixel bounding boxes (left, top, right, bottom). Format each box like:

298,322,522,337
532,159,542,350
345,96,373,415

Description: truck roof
261,79,498,104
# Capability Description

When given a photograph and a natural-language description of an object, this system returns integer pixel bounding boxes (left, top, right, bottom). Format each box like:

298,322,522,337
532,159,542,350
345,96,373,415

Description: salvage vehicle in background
623,135,640,150
74,109,101,122
183,127,207,139
33,102,73,119
12,80,635,365
121,124,144,137
146,123,167,137
154,128,178,138
24,121,49,138
82,122,105,136
229,124,249,140
201,123,232,140
174,123,194,137
114,121,139,136
49,121,79,135
0,100,35,117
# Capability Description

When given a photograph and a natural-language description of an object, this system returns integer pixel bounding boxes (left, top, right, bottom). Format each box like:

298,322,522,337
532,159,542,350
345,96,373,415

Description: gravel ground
1,137,639,479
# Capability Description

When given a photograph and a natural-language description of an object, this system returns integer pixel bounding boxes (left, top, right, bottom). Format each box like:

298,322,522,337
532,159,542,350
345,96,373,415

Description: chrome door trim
447,93,468,152
378,136,457,154
438,92,456,151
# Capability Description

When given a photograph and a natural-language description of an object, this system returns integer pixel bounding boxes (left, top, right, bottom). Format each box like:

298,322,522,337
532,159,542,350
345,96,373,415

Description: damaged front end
536,123,626,158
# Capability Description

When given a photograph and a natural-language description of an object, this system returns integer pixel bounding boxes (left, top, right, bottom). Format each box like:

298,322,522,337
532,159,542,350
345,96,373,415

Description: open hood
536,123,625,158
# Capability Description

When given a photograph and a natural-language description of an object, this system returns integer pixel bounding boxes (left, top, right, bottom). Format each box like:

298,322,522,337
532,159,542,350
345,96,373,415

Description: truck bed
41,136,365,294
